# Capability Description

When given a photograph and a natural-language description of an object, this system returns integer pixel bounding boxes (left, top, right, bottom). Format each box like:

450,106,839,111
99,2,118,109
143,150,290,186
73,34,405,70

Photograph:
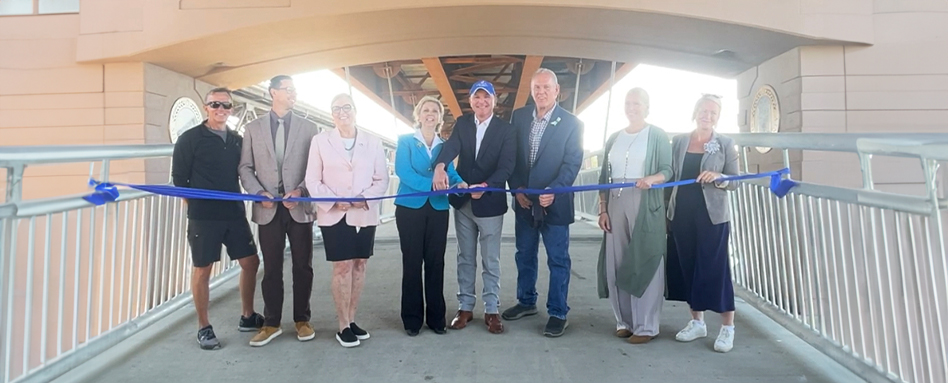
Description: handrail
728,132,948,154
0,145,172,167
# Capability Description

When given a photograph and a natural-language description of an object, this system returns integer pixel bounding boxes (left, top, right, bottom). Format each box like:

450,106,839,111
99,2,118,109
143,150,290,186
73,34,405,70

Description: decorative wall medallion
168,97,203,143
750,85,780,153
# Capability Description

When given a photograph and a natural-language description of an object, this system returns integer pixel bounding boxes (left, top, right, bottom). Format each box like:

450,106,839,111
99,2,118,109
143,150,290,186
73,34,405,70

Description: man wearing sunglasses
172,87,264,350
239,75,320,347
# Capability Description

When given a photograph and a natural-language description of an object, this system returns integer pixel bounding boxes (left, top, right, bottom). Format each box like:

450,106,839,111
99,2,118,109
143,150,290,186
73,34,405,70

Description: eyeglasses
331,104,353,114
275,87,297,94
206,101,233,110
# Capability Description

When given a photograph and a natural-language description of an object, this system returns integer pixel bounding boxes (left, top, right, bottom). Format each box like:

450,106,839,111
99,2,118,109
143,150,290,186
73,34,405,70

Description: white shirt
342,137,356,161
608,127,650,179
474,114,493,158
413,130,443,159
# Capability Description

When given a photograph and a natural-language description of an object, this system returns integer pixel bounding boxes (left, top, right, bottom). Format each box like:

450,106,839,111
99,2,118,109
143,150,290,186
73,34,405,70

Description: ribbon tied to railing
82,168,798,206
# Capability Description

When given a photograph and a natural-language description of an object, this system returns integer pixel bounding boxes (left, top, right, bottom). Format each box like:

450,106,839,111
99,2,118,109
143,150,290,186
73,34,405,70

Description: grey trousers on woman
604,186,665,336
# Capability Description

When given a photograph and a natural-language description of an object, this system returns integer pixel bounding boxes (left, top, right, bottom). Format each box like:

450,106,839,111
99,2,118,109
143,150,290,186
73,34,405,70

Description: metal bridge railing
727,134,947,383
573,133,948,383
0,144,398,383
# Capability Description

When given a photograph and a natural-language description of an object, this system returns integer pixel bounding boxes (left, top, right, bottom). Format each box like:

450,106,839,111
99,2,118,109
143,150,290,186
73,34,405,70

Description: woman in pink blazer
305,93,390,348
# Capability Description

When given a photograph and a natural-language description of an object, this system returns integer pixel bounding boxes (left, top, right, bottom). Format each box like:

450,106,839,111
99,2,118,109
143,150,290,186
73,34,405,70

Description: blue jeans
514,212,571,319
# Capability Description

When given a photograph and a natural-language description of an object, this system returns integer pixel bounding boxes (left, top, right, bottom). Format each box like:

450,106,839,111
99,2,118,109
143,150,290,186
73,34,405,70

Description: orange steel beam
513,55,544,109
421,57,463,120
575,62,638,114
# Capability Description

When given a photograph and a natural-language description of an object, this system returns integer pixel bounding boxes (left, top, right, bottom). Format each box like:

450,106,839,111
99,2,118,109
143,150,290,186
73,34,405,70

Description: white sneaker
675,320,708,342
714,327,735,353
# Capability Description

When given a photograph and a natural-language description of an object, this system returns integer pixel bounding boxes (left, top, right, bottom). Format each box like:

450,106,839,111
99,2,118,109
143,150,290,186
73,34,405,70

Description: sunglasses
206,101,233,110
331,104,353,114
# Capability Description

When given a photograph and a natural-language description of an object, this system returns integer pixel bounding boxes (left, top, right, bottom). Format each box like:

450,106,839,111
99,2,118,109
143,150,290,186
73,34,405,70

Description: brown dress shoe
449,310,474,330
484,313,504,334
615,329,633,338
628,334,656,344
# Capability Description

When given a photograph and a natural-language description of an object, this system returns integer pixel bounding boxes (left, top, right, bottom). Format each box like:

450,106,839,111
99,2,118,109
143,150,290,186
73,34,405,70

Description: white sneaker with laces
675,320,708,342
714,326,735,353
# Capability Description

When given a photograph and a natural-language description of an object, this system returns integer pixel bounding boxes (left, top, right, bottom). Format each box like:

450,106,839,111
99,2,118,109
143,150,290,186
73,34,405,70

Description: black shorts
187,219,258,268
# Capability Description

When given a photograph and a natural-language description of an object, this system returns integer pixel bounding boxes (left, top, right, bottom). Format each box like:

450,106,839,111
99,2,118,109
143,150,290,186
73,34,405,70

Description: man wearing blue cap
432,80,517,334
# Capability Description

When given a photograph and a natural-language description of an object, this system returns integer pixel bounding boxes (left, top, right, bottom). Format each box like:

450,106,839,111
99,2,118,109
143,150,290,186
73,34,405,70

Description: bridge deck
59,215,862,383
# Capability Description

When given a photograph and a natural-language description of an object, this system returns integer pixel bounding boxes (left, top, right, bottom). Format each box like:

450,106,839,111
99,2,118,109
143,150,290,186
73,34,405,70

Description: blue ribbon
81,168,798,206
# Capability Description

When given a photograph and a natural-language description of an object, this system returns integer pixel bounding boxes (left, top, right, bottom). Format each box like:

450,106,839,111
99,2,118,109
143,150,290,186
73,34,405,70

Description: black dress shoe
431,328,446,335
406,329,420,337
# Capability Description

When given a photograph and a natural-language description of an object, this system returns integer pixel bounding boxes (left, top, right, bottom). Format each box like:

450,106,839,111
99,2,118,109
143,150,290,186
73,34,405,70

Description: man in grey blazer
238,75,320,347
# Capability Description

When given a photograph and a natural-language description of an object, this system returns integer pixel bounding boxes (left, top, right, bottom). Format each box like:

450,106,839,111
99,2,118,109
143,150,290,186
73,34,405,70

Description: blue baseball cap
469,80,496,96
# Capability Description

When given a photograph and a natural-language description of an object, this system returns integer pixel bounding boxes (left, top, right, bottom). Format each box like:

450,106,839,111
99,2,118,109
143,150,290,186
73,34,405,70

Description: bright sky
293,71,414,136
292,64,737,150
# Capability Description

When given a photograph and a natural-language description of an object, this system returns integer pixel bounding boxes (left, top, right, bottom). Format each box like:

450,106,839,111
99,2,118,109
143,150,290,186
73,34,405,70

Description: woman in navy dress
667,94,740,353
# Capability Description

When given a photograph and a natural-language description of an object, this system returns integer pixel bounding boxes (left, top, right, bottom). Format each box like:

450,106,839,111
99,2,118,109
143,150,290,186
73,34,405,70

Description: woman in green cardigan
597,88,673,344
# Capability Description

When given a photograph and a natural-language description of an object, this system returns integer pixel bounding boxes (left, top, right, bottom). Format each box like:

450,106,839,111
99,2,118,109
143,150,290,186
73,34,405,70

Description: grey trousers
454,202,504,314
605,186,665,336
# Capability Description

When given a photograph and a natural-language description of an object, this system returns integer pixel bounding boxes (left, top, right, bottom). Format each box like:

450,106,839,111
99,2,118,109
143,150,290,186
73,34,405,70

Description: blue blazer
508,105,584,226
394,133,462,210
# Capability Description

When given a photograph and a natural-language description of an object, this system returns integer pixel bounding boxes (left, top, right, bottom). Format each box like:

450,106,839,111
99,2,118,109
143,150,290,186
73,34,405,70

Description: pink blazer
304,128,390,227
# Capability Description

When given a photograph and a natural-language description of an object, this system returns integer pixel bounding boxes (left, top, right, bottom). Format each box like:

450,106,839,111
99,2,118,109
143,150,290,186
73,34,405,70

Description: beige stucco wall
0,11,220,199
0,14,149,199
142,63,215,185
738,3,948,194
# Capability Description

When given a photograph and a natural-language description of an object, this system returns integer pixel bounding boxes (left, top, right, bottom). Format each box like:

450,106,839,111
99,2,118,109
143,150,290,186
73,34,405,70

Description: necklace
614,126,647,198
342,130,357,151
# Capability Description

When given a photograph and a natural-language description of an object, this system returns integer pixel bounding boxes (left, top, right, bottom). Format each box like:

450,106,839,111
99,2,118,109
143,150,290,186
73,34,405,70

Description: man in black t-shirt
171,87,263,350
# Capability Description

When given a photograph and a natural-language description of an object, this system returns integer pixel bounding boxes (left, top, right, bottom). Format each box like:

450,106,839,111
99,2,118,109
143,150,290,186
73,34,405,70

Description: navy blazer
434,113,517,217
508,105,584,226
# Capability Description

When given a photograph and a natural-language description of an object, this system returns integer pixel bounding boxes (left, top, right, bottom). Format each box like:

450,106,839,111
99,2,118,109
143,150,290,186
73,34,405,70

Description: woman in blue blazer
395,96,464,336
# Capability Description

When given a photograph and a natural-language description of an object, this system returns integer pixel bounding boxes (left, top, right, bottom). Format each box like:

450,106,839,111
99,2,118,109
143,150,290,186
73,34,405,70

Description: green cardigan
597,126,673,299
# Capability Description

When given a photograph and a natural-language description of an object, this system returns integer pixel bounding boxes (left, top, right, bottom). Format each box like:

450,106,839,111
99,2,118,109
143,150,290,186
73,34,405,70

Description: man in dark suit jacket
432,80,517,334
502,68,584,338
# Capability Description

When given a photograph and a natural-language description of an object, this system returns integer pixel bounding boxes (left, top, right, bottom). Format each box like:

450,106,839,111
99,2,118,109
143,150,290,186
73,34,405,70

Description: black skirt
319,216,377,262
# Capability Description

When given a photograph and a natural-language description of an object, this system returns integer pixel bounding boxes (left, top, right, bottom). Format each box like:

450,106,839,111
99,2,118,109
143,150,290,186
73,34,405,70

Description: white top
474,114,492,158
608,127,650,179
413,130,443,159
342,137,356,161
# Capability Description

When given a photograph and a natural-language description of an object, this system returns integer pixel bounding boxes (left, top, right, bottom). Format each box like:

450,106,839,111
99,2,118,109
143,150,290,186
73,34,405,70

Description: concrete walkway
62,213,863,383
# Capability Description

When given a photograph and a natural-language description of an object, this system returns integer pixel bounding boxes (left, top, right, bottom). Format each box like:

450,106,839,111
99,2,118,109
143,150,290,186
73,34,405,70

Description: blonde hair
412,96,445,131
691,94,722,121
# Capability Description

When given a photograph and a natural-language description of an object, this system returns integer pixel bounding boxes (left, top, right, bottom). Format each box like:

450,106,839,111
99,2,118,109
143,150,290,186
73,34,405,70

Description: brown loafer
615,329,633,338
449,310,473,330
628,334,656,344
484,313,504,334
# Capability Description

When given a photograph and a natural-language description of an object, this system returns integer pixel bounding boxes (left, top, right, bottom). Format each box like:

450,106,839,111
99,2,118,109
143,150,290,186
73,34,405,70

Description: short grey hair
412,95,444,131
626,87,650,108
532,68,559,85
331,93,356,111
204,87,232,102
